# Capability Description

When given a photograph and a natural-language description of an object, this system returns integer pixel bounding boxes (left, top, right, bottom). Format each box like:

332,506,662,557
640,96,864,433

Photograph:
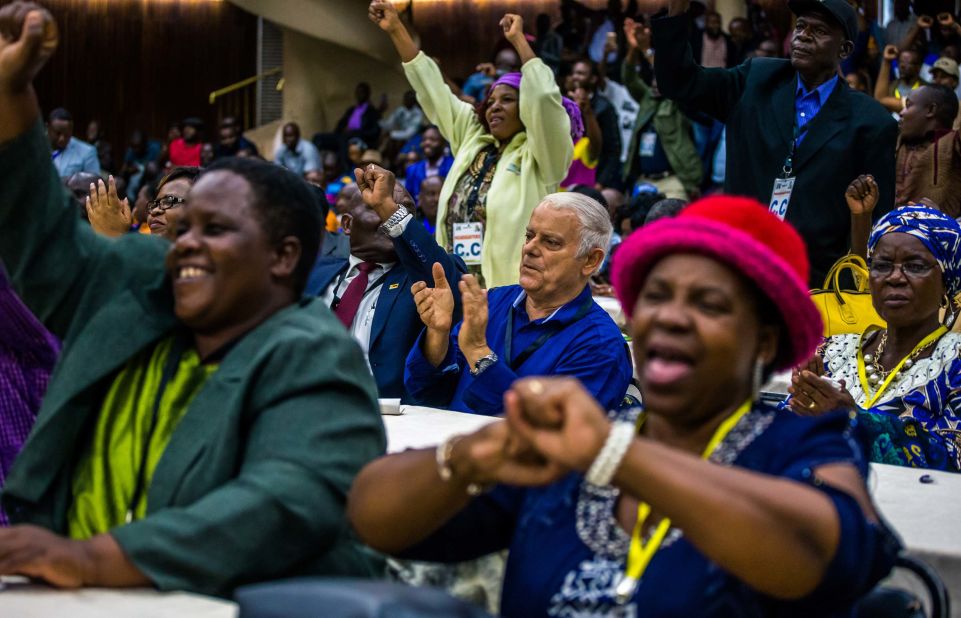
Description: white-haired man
406,192,632,415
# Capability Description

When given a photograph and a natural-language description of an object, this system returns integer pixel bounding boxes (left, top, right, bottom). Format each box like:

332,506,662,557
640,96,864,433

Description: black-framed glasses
147,195,185,213
868,259,937,278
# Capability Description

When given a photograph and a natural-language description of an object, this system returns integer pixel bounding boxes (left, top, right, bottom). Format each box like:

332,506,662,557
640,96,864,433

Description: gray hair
538,192,613,269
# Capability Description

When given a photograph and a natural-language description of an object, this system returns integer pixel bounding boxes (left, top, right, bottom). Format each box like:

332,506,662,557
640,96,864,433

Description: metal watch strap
470,352,499,376
379,206,410,236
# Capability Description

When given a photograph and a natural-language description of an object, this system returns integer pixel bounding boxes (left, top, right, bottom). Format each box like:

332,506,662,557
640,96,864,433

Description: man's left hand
458,274,491,366
0,525,88,588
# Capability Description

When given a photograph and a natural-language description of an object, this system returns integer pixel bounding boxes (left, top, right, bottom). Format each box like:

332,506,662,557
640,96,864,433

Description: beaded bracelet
585,421,636,486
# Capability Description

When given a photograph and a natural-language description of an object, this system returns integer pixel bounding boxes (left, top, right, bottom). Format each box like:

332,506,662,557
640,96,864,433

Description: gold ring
807,401,816,410
528,380,544,395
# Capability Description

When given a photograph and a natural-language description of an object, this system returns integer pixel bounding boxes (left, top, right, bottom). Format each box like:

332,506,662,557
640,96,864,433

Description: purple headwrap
489,72,585,142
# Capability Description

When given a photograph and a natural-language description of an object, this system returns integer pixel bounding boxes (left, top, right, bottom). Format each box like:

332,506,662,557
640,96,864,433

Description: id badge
640,132,657,158
768,177,795,220
453,222,484,266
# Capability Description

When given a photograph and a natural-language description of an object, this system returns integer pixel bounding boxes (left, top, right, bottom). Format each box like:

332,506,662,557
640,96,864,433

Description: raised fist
0,2,58,94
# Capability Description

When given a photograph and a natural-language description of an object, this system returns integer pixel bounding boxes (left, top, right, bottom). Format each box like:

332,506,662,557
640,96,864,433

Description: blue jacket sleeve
771,412,901,608
393,216,467,323
404,327,463,408
462,358,519,416
397,484,525,562
552,327,633,413
652,14,751,123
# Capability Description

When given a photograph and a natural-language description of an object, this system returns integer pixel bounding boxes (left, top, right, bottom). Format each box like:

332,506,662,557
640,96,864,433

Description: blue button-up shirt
794,75,839,145
51,137,100,178
274,139,321,176
404,284,633,415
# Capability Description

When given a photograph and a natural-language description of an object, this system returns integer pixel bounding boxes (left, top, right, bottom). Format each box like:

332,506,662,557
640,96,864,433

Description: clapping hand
568,82,591,112
882,45,899,62
624,18,652,51
354,164,398,222
788,371,856,416
475,62,497,77
845,174,879,216
86,176,132,237
458,274,491,363
0,2,57,94
368,0,401,32
412,262,455,333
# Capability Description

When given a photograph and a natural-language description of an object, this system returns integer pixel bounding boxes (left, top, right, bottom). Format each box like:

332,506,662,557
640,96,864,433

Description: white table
0,577,237,617
386,407,961,611
870,464,961,616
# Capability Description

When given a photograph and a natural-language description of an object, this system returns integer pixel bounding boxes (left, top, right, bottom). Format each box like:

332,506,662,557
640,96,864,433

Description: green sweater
0,123,386,597
621,61,703,194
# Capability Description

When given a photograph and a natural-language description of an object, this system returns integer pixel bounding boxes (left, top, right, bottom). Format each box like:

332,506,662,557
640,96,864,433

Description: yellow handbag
809,254,886,337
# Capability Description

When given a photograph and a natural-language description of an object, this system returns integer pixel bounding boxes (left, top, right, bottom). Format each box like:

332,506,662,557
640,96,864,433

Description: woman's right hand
368,0,401,33
451,420,568,487
788,371,856,416
500,14,525,45
411,262,455,333
845,174,878,216
86,176,132,238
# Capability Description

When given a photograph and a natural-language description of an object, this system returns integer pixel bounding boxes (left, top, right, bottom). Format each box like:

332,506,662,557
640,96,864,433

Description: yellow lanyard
894,80,921,100
857,326,947,408
615,399,752,604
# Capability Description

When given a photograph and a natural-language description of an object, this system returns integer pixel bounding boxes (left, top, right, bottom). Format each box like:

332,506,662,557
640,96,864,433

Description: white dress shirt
321,255,397,368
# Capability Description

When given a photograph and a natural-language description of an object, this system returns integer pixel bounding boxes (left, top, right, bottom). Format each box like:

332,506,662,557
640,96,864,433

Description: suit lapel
13,288,177,504
792,80,849,171
772,76,796,153
368,266,406,350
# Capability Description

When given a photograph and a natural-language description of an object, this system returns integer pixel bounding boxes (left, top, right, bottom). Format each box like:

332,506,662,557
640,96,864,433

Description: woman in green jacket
0,4,384,597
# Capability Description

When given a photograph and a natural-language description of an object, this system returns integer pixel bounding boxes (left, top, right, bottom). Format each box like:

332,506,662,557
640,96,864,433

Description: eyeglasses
147,195,185,213
868,259,937,278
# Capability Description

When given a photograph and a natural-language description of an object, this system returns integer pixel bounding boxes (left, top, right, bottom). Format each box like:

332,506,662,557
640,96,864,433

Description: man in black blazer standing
653,0,897,284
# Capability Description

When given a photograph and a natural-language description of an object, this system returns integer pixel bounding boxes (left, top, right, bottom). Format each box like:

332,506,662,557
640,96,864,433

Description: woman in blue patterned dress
348,197,899,617
790,205,961,472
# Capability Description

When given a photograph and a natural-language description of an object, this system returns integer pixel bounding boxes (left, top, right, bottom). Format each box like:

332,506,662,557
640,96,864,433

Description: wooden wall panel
407,0,577,80
32,0,258,170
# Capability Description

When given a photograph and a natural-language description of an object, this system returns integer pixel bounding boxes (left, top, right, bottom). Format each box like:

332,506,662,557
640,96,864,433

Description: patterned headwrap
868,204,961,299
489,72,585,142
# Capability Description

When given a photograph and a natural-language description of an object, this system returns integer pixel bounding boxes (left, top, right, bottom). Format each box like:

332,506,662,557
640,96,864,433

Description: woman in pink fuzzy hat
350,196,900,616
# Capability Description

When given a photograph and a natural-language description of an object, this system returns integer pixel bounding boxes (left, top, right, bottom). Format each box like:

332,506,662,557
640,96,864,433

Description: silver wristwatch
379,205,411,236
470,352,499,376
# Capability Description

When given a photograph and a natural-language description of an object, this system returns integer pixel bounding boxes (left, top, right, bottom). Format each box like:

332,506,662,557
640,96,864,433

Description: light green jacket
404,52,574,287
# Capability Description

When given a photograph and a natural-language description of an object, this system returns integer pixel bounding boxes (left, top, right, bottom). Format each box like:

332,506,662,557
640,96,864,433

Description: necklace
858,326,948,408
615,399,752,604
863,329,938,385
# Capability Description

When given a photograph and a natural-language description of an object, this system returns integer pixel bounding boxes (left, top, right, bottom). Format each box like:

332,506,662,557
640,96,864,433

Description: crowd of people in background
3,0,961,615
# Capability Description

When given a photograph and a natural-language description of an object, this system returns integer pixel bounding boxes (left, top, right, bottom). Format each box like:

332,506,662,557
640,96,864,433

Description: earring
944,295,957,329
752,358,764,403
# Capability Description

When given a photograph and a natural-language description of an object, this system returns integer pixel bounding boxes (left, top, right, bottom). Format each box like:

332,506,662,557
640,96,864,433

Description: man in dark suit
307,164,465,400
653,0,898,284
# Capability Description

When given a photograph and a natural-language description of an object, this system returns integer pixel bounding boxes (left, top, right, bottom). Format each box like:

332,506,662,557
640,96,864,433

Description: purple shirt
346,103,369,132
0,270,59,525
